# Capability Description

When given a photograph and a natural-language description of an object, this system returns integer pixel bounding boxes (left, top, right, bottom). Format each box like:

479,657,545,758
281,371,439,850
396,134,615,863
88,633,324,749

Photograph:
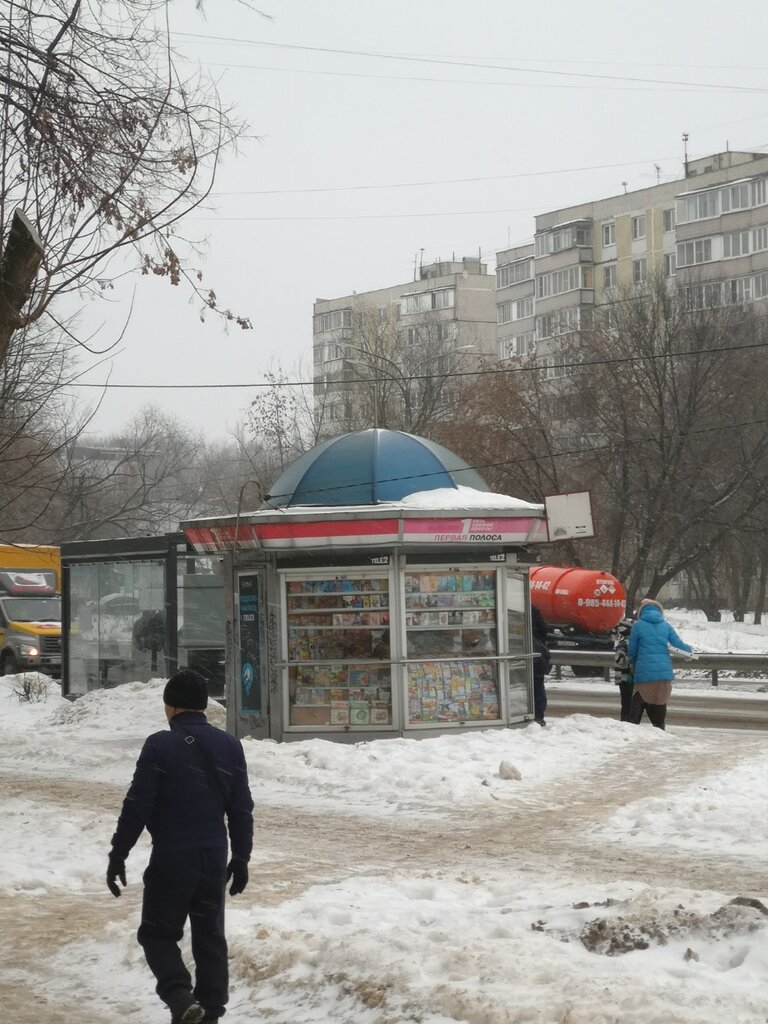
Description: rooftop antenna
683,132,689,177
621,181,628,194
654,163,661,184
413,252,418,280
419,248,424,273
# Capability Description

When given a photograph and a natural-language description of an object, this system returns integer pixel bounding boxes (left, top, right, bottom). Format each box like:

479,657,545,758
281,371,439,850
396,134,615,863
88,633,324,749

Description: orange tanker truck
530,565,626,676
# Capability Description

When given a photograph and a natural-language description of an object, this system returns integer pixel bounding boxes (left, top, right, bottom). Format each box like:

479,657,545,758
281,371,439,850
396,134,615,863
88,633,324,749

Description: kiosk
182,430,552,742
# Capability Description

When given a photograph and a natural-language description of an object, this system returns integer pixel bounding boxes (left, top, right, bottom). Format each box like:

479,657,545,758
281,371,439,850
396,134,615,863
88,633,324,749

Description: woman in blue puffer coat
627,599,692,730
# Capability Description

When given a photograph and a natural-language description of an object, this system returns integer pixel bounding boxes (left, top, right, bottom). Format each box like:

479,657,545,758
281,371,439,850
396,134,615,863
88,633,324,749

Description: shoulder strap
170,722,229,809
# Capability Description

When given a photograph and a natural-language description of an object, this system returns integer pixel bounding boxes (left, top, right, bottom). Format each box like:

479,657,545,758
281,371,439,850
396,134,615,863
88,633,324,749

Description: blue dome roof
264,429,490,508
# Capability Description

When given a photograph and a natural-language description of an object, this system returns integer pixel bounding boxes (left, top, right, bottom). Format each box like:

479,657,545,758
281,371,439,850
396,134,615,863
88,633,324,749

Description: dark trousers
533,675,547,722
627,691,667,730
138,846,229,1019
618,682,634,722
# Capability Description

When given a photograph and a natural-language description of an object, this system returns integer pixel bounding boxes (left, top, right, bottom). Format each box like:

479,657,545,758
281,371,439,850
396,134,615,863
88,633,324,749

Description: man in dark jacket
531,604,551,726
107,669,254,1024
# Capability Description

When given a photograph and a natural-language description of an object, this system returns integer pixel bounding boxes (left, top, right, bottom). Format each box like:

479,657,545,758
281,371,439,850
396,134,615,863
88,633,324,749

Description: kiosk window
285,574,392,728
404,570,501,724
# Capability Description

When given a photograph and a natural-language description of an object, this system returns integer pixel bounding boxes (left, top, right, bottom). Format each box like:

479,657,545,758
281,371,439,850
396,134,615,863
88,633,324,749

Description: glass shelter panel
177,555,225,698
66,559,165,695
404,569,500,725
285,573,392,728
506,571,532,718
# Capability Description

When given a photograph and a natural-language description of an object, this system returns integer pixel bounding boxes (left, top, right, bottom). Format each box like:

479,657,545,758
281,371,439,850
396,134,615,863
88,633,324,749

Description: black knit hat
163,669,208,710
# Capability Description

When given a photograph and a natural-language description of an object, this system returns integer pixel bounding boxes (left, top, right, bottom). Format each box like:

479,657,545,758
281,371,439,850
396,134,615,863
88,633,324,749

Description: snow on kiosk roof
183,429,548,552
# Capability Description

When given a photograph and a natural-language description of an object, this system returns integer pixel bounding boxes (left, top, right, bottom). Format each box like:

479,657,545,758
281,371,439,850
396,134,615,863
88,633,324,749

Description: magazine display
404,570,500,723
286,575,392,727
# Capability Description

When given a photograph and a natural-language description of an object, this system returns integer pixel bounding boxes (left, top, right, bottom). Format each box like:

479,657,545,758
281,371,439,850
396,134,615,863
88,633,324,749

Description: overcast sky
74,0,768,441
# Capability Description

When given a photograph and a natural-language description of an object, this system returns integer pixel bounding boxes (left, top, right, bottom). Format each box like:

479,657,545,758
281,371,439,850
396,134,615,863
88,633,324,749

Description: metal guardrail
550,648,768,686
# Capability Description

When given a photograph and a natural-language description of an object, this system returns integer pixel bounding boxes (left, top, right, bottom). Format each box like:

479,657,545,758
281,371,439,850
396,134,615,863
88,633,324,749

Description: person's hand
106,852,127,898
226,857,248,896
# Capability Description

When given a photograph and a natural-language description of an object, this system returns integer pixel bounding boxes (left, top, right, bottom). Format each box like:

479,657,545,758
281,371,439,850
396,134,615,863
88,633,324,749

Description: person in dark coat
627,599,692,730
106,670,254,1024
613,617,635,722
531,604,551,726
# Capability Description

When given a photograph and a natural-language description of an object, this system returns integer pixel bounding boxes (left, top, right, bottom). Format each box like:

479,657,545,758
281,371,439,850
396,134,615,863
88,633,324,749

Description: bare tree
454,275,768,609
314,302,479,436
0,1,249,370
51,406,203,540
0,320,89,540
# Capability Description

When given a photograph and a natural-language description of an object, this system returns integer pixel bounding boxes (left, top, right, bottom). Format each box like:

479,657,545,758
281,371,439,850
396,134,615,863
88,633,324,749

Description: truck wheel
1,651,19,676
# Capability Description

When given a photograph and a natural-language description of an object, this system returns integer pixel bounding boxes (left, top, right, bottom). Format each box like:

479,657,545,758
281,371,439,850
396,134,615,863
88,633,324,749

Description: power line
184,58,726,96
188,206,543,222
63,337,768,391
208,157,677,198
180,37,768,75
172,32,768,95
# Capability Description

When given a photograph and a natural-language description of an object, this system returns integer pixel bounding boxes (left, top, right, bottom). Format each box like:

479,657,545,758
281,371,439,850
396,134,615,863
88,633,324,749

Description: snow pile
400,485,543,511
244,714,654,819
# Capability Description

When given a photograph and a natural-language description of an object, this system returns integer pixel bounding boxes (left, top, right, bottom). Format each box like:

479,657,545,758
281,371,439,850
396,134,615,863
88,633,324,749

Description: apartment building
313,257,496,428
497,150,768,368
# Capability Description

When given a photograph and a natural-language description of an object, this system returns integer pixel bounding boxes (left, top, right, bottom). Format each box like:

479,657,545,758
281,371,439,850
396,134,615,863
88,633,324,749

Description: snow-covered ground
2,610,768,1023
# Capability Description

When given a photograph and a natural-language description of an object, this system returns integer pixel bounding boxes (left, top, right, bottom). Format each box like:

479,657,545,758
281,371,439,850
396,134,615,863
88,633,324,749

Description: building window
663,208,676,233
402,293,431,315
753,178,768,207
755,271,768,299
500,332,534,359
497,259,533,288
435,321,455,343
603,264,617,289
677,239,713,267
537,266,585,299
535,223,591,257
401,288,455,314
497,297,532,325
631,215,646,240
753,226,768,252
725,277,753,304
540,354,574,380
602,222,616,247
535,307,581,340
723,230,751,259
677,190,719,224
686,282,723,310
721,182,751,213
314,309,352,334
632,258,647,284
664,253,677,277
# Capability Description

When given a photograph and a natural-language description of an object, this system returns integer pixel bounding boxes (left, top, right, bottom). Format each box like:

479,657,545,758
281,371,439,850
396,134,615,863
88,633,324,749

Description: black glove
226,857,248,896
106,852,127,898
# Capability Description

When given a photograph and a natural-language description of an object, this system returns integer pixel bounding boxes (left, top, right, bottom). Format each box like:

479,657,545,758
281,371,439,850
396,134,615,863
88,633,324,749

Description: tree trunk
0,210,44,367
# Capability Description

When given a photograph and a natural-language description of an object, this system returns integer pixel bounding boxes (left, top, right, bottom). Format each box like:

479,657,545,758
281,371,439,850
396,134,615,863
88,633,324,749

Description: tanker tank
530,566,626,676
